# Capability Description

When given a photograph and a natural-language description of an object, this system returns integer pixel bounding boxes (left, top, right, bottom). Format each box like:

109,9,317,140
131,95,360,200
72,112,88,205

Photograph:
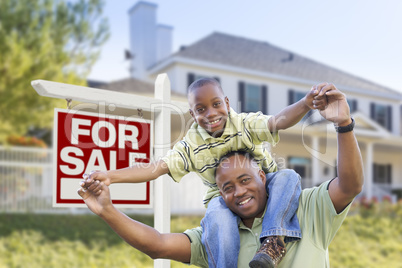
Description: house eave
148,56,402,101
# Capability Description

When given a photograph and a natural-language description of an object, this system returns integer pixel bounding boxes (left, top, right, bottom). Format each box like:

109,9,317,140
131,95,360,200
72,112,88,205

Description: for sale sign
53,108,153,208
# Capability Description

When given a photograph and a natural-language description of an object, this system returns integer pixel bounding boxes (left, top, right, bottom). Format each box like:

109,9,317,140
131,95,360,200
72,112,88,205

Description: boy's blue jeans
200,169,302,268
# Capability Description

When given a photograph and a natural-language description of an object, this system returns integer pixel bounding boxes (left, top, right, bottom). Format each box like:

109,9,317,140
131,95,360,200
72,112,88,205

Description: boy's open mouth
207,118,221,125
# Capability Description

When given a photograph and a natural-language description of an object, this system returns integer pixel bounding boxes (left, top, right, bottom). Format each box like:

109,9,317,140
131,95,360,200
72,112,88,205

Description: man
78,83,364,267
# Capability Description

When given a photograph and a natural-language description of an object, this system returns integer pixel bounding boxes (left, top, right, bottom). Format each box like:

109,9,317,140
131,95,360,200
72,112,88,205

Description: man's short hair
187,77,223,95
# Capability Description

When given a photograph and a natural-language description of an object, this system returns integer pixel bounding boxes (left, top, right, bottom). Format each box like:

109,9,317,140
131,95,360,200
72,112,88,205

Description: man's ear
189,109,195,120
225,96,230,111
259,170,266,185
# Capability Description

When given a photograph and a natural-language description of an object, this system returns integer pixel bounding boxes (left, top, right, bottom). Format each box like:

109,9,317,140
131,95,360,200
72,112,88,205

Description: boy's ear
189,109,195,120
225,96,230,111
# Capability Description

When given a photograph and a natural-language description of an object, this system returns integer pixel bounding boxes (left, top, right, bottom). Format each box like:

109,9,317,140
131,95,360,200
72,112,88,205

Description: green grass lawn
0,213,200,268
1,200,401,268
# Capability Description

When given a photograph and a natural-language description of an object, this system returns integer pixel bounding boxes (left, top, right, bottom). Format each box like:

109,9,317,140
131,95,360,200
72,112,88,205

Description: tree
0,0,110,145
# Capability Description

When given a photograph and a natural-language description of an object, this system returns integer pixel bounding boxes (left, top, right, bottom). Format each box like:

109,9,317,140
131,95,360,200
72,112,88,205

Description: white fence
0,146,207,214
0,146,57,213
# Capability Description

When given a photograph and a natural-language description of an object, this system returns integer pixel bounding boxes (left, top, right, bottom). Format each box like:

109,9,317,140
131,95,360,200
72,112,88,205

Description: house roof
172,32,401,97
89,77,187,100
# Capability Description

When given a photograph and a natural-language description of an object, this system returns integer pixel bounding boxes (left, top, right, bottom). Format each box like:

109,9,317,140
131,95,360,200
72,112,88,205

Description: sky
88,0,402,93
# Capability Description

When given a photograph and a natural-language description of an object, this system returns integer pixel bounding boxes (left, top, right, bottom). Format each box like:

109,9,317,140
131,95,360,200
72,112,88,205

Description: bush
1,201,401,267
0,213,200,268
330,199,402,267
7,135,47,148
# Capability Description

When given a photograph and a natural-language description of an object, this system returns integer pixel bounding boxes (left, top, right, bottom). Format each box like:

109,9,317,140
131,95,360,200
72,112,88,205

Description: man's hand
78,180,112,216
314,83,351,125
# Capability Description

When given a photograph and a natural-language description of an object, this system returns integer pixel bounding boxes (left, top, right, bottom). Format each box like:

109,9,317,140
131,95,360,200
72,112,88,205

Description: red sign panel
53,109,152,208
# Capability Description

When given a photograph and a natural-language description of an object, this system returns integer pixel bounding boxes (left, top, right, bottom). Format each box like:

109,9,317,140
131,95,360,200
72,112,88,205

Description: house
96,1,402,212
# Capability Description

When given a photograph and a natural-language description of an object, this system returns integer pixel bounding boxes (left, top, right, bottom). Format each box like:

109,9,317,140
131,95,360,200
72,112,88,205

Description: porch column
311,136,320,187
365,142,373,199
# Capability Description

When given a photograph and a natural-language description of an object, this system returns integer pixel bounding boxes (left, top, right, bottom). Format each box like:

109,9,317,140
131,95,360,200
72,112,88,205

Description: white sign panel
53,108,153,208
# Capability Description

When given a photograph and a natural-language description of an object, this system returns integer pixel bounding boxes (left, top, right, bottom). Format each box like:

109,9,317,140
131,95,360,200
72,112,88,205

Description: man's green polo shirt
184,205,268,268
184,180,352,267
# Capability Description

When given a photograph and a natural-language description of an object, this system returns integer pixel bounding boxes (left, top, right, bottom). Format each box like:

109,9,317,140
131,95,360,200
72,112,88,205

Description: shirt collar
239,203,268,230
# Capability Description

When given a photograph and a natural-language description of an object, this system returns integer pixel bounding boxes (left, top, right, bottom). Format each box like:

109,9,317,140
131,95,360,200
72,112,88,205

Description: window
373,163,392,184
370,103,392,131
288,90,305,104
347,99,358,113
245,84,262,112
288,89,313,121
238,81,267,113
187,73,220,87
288,157,311,179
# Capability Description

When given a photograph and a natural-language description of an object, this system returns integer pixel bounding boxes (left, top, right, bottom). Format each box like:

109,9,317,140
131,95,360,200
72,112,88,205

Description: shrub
1,202,401,268
7,135,47,148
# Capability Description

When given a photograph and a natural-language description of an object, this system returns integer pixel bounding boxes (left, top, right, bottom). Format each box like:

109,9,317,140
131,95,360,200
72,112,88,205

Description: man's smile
238,197,253,206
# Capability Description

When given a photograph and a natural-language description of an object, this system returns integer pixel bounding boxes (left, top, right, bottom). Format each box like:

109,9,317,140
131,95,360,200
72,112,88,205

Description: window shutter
238,81,245,112
370,103,375,119
387,105,393,131
352,100,358,112
261,85,268,114
187,73,195,87
288,89,295,105
373,163,377,183
387,164,392,184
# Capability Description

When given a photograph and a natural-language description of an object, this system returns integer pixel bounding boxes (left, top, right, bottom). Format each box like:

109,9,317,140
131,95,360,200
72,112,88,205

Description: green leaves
1,210,401,267
0,0,109,144
0,214,199,268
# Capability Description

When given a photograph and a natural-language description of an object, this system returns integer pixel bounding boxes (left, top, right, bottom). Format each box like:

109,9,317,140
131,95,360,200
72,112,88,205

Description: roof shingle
174,32,401,96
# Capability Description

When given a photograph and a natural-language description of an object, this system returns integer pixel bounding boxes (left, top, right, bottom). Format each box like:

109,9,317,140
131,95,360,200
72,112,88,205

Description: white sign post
31,74,186,268
153,75,172,268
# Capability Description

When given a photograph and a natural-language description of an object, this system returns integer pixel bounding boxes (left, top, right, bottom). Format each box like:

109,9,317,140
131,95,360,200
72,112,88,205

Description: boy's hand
82,170,111,189
305,83,329,110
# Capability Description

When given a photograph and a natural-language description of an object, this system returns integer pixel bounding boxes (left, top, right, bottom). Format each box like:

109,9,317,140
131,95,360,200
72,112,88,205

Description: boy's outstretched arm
77,182,192,262
268,83,328,132
82,159,169,186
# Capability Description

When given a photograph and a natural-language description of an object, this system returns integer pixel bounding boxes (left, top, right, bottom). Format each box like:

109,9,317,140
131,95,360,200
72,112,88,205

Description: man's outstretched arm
315,83,364,213
77,182,191,262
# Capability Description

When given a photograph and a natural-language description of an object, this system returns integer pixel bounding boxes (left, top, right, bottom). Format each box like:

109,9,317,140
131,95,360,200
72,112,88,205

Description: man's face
216,154,267,227
188,83,230,137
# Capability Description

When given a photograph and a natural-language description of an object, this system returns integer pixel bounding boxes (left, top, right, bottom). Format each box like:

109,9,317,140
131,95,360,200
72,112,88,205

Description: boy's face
188,83,230,137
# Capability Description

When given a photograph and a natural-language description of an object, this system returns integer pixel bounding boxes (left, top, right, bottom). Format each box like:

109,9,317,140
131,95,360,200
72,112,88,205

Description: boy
82,78,326,268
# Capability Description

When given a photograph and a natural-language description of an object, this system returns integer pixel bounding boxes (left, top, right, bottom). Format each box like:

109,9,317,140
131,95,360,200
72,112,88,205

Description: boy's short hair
187,77,224,95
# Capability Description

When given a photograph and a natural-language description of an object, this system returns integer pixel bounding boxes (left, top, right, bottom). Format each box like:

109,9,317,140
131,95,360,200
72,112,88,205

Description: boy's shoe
249,236,286,268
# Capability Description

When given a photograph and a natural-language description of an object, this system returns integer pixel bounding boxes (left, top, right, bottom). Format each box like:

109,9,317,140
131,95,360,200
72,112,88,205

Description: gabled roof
93,78,154,94
90,77,187,100
172,32,401,97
